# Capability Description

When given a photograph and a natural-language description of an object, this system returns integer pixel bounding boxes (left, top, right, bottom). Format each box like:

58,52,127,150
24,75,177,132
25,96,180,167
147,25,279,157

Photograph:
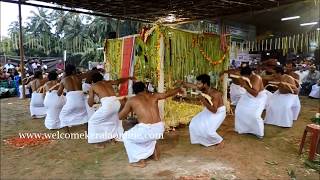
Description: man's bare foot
95,143,105,149
152,144,160,161
130,160,146,168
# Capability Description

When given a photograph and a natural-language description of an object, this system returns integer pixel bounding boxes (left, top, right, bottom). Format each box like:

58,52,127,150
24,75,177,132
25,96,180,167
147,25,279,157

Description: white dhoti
82,82,91,93
43,90,66,129
85,95,100,119
264,91,301,127
235,90,268,137
123,122,164,163
59,91,88,127
88,96,123,143
309,84,320,99
230,83,246,106
264,90,274,110
19,85,30,99
189,106,226,147
30,92,46,118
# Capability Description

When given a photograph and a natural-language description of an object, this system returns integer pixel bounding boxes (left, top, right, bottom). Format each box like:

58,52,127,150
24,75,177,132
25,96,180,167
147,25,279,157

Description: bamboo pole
18,0,26,98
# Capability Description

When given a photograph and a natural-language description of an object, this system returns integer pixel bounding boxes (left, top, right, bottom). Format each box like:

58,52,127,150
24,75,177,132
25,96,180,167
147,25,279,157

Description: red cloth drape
119,37,134,96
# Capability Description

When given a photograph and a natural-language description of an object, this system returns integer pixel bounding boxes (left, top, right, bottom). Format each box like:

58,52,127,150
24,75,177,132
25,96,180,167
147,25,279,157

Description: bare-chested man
284,61,300,89
182,74,226,147
233,66,268,138
43,71,66,129
119,82,182,168
87,72,134,148
82,67,99,93
57,64,92,127
27,71,47,118
220,65,246,105
264,66,301,127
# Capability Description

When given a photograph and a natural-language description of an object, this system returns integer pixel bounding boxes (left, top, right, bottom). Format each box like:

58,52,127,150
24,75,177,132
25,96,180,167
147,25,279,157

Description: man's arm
182,82,198,90
154,87,182,100
110,77,134,85
88,87,95,107
57,81,64,96
77,70,94,80
39,77,48,86
200,92,219,113
279,76,299,94
119,100,132,120
241,76,261,97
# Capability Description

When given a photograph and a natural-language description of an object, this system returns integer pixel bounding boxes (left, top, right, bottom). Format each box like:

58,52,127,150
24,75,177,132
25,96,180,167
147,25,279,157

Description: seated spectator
301,65,320,95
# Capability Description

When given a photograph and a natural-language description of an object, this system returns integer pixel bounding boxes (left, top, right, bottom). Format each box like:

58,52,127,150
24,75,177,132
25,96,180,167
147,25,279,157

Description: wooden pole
158,34,165,120
116,19,120,38
18,0,26,98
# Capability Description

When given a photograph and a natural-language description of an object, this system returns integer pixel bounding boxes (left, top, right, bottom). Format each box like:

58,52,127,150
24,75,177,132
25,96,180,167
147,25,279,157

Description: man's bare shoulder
209,89,222,97
290,72,299,79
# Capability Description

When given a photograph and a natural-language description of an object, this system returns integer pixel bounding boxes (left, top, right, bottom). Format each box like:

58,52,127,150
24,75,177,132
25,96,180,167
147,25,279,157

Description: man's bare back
29,79,45,92
207,89,224,109
239,74,264,97
127,93,162,124
61,75,82,92
278,74,299,94
119,84,181,124
45,80,59,92
91,81,116,99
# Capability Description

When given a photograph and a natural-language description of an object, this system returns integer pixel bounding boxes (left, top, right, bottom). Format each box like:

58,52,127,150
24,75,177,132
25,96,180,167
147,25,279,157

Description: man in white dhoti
119,82,182,168
43,71,66,129
82,68,101,119
234,66,268,138
27,71,47,118
87,72,133,148
57,64,92,128
264,66,301,127
309,80,320,99
221,66,246,105
183,74,226,147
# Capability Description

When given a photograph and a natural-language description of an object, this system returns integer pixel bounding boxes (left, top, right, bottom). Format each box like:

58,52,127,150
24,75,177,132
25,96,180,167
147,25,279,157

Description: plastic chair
298,124,320,161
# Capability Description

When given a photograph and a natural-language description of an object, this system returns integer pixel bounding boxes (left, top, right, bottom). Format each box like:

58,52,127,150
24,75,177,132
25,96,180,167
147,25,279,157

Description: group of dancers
25,60,302,167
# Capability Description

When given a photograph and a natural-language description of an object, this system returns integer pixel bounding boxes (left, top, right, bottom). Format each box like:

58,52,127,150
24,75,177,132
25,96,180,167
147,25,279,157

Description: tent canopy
5,0,301,22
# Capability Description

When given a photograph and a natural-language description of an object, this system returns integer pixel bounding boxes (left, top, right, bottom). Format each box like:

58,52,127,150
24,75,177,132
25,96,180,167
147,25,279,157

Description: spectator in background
26,59,35,75
96,63,104,70
4,60,15,71
31,59,38,70
56,60,64,71
39,60,48,73
301,65,320,95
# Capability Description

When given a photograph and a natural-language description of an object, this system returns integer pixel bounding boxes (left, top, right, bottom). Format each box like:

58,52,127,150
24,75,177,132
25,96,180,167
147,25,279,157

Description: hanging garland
192,37,228,66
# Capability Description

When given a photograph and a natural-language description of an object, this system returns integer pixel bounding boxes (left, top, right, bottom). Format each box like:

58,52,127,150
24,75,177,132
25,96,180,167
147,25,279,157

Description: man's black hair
274,65,284,75
240,66,252,76
65,64,76,76
48,71,58,81
285,61,296,67
34,71,42,79
92,72,104,83
196,74,210,86
132,82,146,94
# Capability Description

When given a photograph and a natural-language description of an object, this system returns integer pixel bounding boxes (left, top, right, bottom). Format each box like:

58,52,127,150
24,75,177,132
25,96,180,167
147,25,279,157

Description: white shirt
4,64,15,70
295,70,309,84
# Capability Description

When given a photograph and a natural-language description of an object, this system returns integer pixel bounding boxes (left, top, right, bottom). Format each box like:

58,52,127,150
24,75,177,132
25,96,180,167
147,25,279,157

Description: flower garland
192,37,228,66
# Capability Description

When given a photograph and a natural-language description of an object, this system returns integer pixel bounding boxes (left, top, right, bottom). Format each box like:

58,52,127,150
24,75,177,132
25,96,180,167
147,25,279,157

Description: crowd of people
20,56,319,168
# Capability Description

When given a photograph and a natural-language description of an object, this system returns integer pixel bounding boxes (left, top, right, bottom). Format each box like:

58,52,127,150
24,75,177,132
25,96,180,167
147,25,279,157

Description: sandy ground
0,96,319,180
